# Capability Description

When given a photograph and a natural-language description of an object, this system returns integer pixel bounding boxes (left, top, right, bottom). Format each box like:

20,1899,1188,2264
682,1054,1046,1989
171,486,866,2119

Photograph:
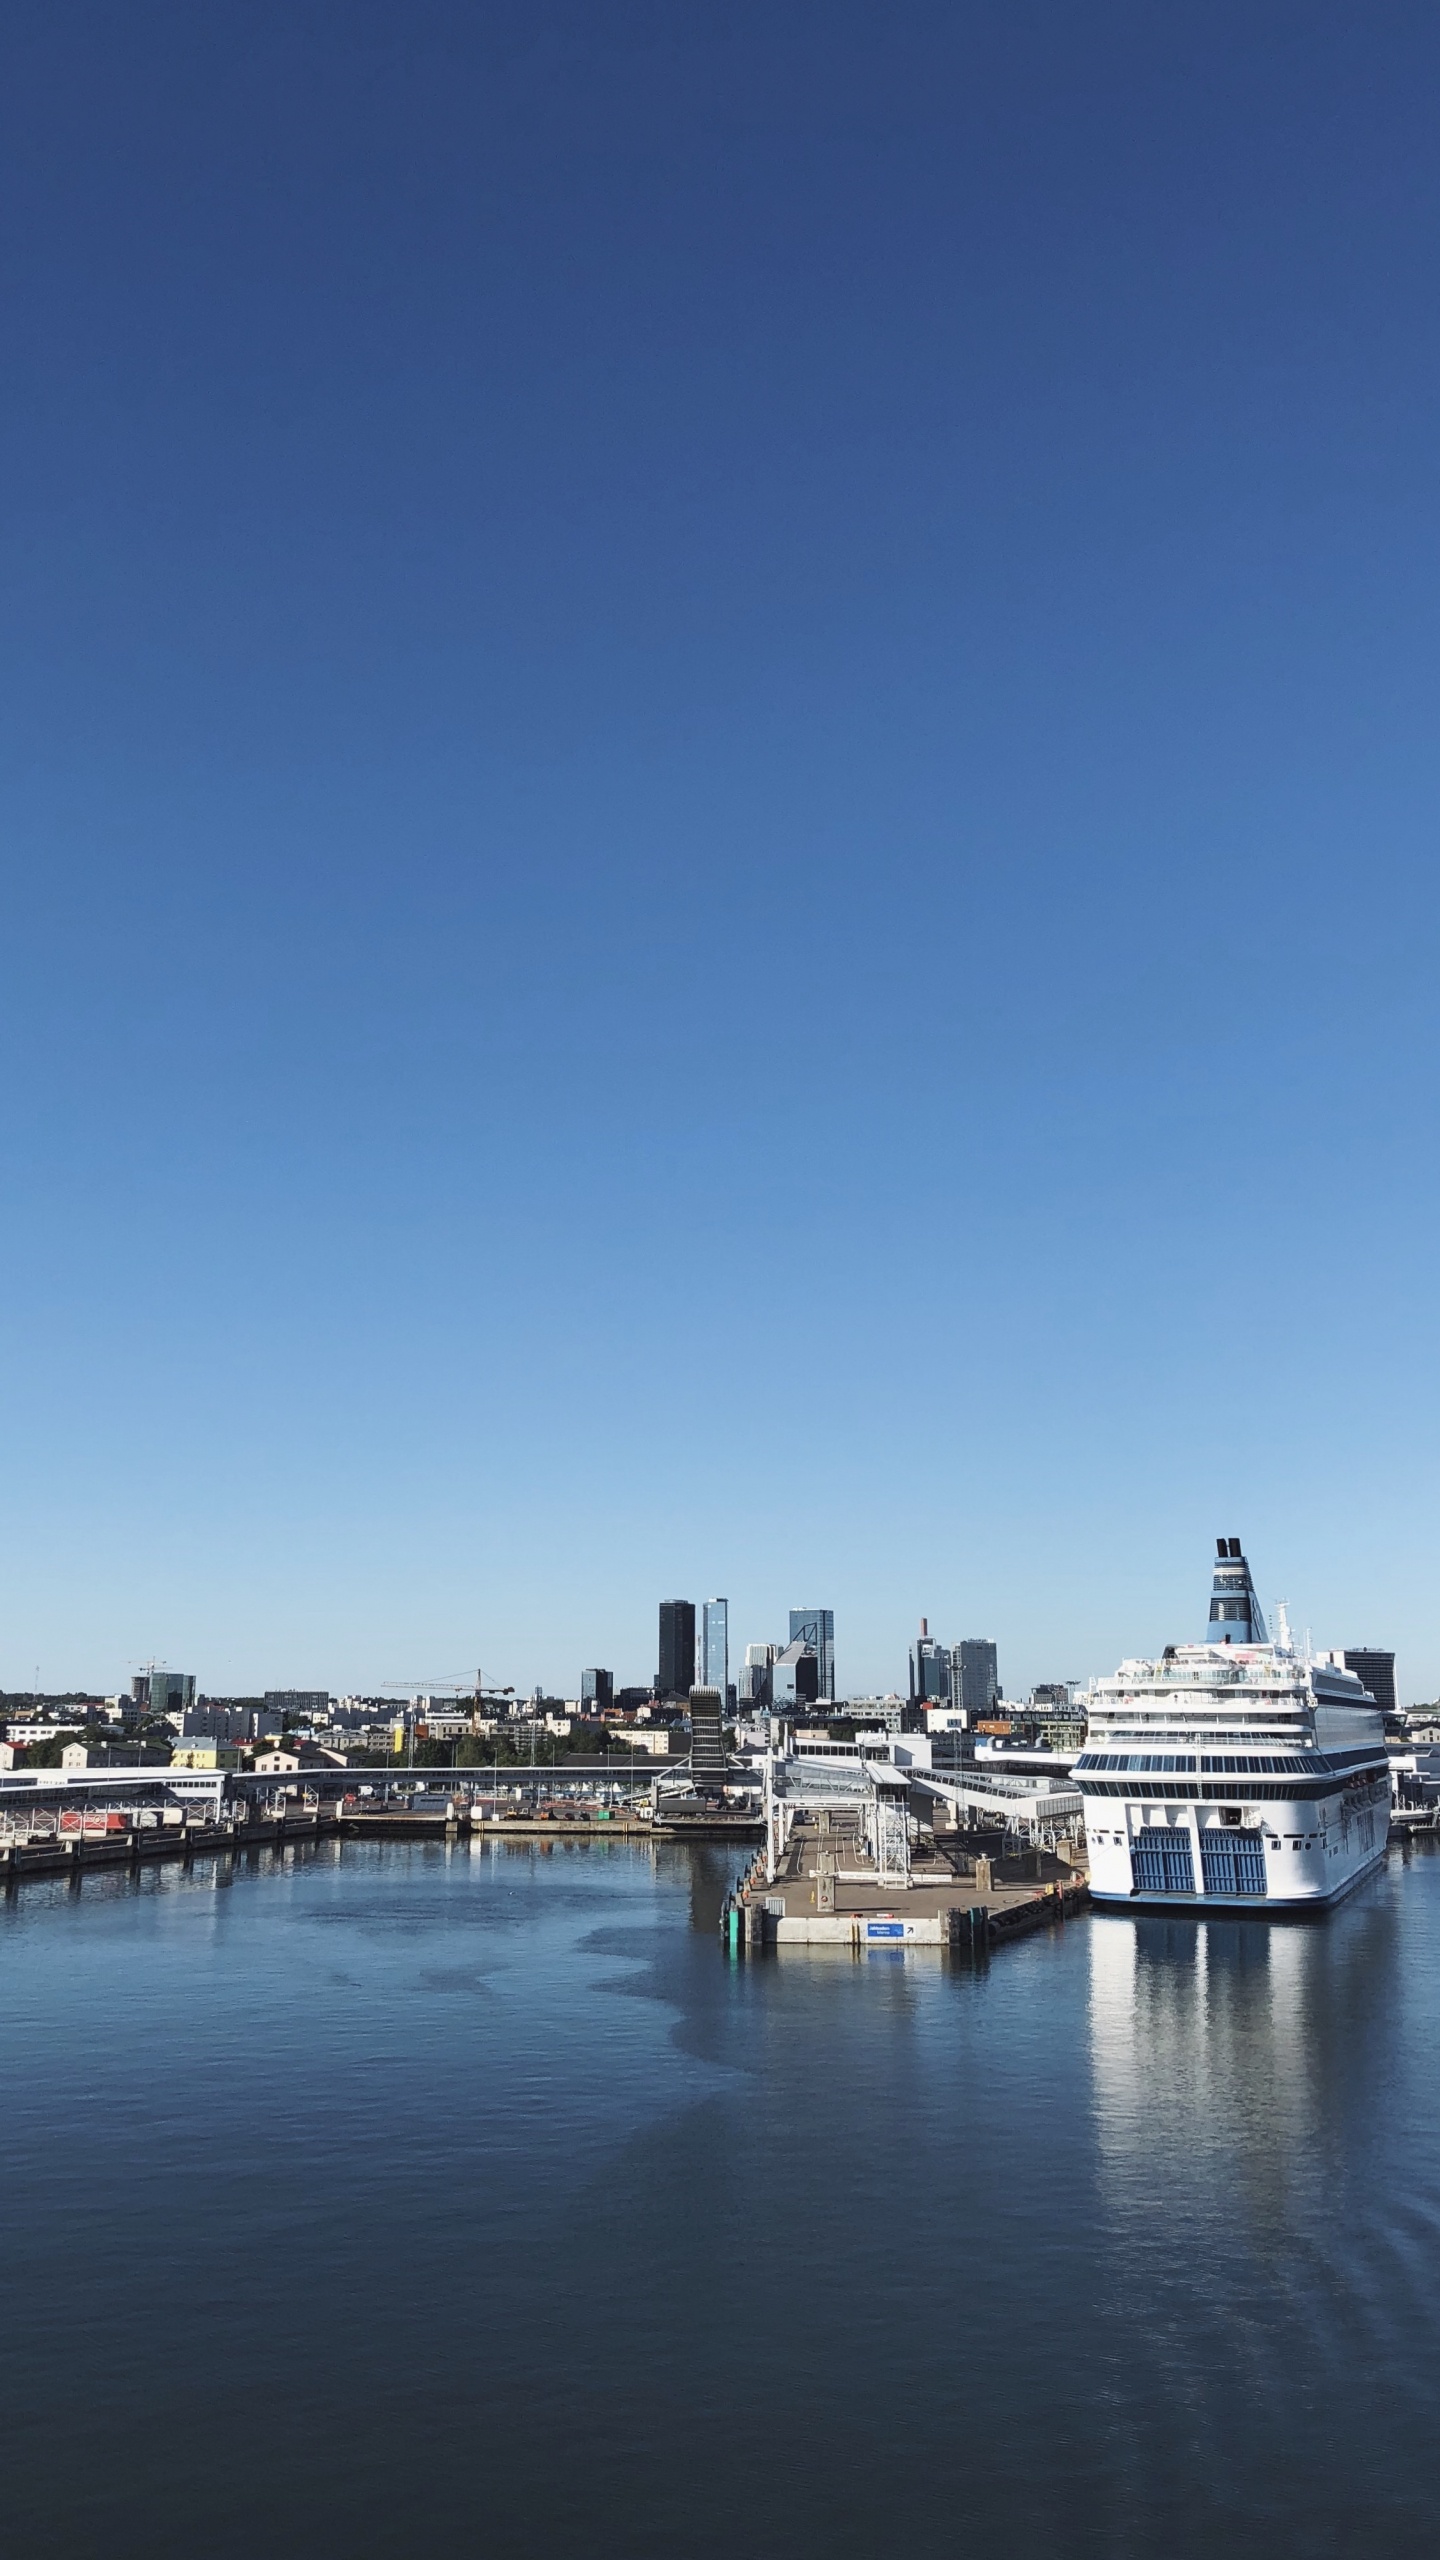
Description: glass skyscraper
788,1609,834,1701
702,1598,729,1704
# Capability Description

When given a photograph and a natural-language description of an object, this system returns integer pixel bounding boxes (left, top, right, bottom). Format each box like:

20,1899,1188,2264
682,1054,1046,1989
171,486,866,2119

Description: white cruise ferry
1077,1540,1389,1910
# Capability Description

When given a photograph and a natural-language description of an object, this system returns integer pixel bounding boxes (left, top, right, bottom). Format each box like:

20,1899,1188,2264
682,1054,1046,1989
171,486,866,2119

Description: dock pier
721,1800,1089,1957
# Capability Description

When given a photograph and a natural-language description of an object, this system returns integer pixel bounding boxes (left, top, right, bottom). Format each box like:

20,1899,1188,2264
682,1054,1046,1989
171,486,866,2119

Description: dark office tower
581,1668,614,1714
657,1600,696,1701
1207,1537,1267,1644
1345,1650,1398,1724
956,1639,999,1722
789,1609,835,1701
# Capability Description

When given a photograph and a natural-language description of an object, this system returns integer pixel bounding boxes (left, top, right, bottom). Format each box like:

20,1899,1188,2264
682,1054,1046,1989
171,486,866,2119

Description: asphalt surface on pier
758,1808,1081,1919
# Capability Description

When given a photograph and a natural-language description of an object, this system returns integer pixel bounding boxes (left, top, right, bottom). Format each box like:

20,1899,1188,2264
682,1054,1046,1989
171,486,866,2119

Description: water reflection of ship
1088,1891,1401,2250
1080,1888,1426,2549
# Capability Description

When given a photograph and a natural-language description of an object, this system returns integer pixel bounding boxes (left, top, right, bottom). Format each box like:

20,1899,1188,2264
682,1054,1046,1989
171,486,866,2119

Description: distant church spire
1207,1536,1266,1644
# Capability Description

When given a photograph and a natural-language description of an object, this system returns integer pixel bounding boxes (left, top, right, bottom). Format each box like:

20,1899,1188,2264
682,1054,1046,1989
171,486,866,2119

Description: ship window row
1078,1753,1327,1775
1092,1735,1306,1749
1088,1742,1308,1757
1108,1689,1300,1702
1077,1779,1334,1802
1080,1753,1198,1772
1104,1712,1304,1723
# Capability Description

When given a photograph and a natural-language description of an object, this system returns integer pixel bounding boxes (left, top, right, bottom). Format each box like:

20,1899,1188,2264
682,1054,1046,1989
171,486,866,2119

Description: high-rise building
581,1668,614,1714
954,1639,999,1722
738,1642,775,1709
909,1618,950,1704
789,1609,835,1701
772,1642,819,1710
1344,1649,1398,1725
702,1599,729,1705
657,1600,696,1700
130,1670,196,1722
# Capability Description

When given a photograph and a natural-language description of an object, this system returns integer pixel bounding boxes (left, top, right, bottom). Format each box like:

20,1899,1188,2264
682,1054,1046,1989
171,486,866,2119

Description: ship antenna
1273,1600,1293,1655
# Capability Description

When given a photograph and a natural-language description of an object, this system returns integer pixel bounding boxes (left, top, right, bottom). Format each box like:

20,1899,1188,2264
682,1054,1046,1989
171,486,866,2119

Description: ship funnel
1208,1538,1267,1645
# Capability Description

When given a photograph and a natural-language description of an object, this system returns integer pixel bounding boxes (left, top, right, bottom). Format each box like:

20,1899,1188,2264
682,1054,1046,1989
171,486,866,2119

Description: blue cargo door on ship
1199,1830,1268,1895
1130,1828,1195,1893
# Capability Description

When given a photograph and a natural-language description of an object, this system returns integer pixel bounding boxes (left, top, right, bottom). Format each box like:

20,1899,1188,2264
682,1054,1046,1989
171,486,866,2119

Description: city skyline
1,1554,1416,1711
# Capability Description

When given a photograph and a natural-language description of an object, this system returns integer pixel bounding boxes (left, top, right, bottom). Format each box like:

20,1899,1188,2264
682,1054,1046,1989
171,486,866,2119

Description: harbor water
2,1833,1438,2559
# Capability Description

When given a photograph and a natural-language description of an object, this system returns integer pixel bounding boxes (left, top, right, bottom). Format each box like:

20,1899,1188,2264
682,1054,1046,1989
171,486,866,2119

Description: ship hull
1085,1786,1389,1911
1093,1841,1389,1913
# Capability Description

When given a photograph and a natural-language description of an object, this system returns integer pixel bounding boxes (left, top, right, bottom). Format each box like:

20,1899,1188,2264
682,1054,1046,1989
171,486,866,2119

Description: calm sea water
2,1833,1438,2559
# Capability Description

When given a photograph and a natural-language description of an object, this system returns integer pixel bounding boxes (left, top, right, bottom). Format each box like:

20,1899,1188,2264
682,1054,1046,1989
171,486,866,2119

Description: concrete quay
0,1792,763,1890
723,1811,1088,1955
339,1805,761,1843
0,1803,343,1884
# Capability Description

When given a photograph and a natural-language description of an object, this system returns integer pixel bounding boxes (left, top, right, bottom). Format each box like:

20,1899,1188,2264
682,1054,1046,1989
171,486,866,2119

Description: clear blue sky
3,1,1438,1702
